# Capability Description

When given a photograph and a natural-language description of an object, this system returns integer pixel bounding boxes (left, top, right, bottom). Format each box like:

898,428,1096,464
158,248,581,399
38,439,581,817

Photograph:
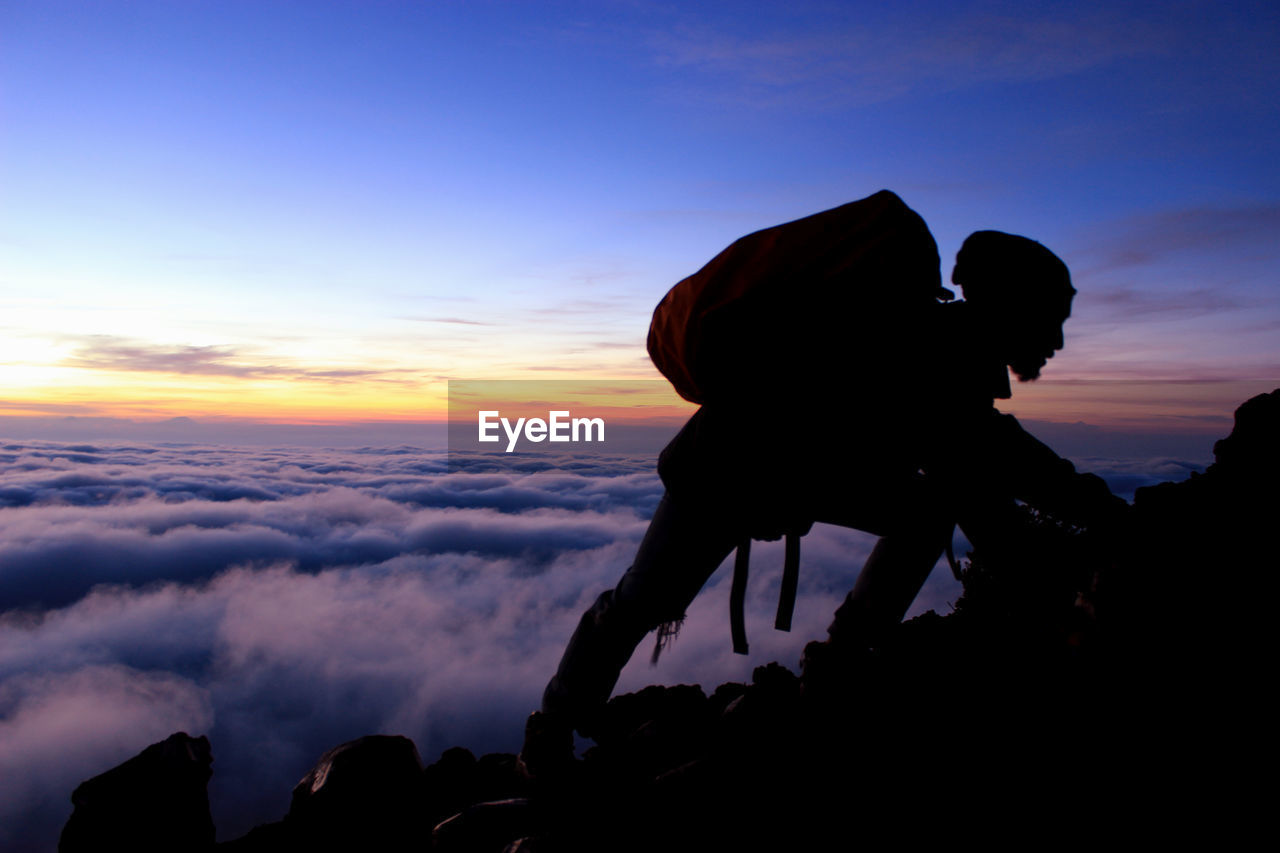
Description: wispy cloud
65,339,258,376
529,299,627,317
581,341,641,351
642,5,1173,109
1078,204,1280,276
400,316,496,326
0,400,104,415
1085,285,1240,320
62,336,422,385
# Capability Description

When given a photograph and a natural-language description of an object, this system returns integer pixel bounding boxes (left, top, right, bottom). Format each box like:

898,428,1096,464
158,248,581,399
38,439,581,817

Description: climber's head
952,230,1075,382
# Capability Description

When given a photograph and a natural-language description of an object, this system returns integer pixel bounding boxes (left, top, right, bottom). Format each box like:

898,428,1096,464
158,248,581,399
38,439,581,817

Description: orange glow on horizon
1,373,700,426
4,365,1273,433
0,372,448,423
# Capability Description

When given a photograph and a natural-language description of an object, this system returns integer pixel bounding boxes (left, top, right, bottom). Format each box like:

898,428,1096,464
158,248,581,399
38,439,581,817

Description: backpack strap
729,530,804,655
730,538,751,654
774,532,801,631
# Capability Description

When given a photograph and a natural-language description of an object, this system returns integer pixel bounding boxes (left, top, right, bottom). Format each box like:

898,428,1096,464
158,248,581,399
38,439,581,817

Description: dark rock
749,661,799,696
215,820,290,851
59,731,214,852
432,798,537,853
583,683,713,786
422,746,481,827
1211,387,1280,473
283,734,426,851
474,751,527,802
593,683,710,746
1124,387,1278,657
707,681,748,717
502,838,541,853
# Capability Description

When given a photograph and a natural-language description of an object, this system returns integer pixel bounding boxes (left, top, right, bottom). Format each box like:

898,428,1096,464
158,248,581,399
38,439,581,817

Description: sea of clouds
0,437,1206,849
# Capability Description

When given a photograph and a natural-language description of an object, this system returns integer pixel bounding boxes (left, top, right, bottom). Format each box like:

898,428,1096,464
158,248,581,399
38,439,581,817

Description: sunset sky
2,0,1276,433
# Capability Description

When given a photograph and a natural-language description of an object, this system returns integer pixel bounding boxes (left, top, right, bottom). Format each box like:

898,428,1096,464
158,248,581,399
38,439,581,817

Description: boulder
283,734,426,850
59,731,214,852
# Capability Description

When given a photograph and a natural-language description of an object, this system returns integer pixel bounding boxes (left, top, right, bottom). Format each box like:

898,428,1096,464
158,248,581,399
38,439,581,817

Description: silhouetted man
520,194,1126,777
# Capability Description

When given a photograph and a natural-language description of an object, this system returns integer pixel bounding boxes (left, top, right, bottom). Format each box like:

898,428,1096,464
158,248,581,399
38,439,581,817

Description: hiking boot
515,711,577,786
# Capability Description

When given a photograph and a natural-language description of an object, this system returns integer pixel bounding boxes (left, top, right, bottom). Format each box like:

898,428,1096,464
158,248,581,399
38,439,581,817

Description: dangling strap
774,532,801,631
730,538,751,655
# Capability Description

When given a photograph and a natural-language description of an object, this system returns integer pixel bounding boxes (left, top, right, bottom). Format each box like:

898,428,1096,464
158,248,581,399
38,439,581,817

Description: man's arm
973,411,1128,528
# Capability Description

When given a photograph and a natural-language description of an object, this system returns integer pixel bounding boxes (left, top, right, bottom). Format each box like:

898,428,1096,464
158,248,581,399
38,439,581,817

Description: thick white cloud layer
0,439,1196,848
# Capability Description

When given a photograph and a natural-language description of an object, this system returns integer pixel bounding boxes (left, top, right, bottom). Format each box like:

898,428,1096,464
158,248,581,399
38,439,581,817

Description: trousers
541,474,966,729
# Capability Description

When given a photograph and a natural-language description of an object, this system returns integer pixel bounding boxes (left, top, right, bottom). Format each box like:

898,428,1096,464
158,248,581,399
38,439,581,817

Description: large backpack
647,189,948,405
646,190,952,655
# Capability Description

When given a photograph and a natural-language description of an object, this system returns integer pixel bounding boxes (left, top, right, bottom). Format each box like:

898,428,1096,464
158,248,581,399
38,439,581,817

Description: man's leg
807,473,955,656
824,516,955,652
819,482,1025,655
541,490,741,733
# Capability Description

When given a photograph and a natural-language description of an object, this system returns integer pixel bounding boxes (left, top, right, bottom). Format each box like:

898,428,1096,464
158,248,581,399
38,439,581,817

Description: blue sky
1,0,1277,429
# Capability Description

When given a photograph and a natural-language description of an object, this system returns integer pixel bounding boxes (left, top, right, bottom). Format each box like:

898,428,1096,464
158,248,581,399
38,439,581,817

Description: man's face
1006,307,1068,382
958,270,1074,382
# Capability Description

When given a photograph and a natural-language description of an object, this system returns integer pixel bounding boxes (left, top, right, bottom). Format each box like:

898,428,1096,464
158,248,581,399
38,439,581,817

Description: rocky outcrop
1118,386,1277,651
59,732,214,852
61,390,1279,851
